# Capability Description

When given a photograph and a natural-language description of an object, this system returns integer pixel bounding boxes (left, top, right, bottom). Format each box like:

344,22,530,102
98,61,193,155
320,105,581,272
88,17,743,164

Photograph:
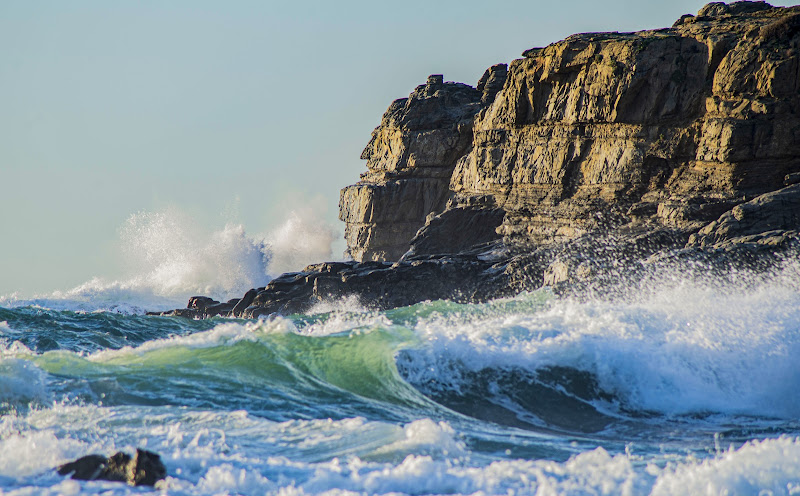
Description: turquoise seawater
3,262,800,495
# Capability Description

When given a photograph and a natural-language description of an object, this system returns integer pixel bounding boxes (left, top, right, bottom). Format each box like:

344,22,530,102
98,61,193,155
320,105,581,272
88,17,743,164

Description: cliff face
342,1,800,260
339,67,508,261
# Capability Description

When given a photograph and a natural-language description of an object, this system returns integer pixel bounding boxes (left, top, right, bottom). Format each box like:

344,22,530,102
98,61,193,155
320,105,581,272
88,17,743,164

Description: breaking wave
2,259,800,494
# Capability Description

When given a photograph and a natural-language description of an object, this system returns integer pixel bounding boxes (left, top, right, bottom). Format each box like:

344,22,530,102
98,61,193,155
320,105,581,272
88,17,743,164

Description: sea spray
396,262,800,421
0,208,340,313
119,208,271,298
264,208,337,277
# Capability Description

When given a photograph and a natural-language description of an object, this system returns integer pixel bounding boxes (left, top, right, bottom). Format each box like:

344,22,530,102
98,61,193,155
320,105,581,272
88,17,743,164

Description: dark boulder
231,288,258,316
57,448,166,486
188,296,216,309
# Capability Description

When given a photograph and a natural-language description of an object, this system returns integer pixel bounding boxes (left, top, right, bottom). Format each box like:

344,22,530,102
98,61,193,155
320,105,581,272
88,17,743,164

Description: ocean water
2,212,800,495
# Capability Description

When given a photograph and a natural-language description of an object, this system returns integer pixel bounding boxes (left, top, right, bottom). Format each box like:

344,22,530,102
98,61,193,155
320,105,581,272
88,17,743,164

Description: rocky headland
155,1,800,319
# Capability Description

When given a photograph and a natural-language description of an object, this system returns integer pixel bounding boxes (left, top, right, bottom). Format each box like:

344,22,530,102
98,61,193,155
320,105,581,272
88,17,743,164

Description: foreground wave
1,265,800,494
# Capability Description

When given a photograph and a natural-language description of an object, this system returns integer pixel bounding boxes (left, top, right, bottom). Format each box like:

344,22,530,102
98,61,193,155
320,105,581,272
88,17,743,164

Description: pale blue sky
1,0,749,295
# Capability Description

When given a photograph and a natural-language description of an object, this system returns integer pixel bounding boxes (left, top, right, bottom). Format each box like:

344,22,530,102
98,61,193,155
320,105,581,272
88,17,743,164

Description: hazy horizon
1,0,763,296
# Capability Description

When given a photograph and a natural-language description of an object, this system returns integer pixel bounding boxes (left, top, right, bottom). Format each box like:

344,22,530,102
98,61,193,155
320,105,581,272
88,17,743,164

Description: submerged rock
57,449,166,486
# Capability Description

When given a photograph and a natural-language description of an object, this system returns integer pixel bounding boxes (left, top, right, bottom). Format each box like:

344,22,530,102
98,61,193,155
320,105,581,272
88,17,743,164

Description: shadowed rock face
689,183,800,247
155,2,800,320
155,252,516,319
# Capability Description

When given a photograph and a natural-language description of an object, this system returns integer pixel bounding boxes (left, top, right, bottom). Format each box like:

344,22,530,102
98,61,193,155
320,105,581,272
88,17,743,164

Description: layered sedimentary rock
339,67,508,261
156,2,800,319
448,2,799,250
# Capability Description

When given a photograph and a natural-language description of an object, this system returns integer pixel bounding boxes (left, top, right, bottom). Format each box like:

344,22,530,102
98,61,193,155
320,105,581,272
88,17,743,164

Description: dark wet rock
57,449,166,487
188,296,216,309
231,288,258,316
688,184,800,247
159,308,204,319
404,206,505,259
204,301,236,317
56,454,107,481
150,296,236,318
236,251,515,318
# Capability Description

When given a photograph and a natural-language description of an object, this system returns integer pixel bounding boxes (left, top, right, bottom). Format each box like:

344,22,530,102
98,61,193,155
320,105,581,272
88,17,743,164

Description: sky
0,0,757,295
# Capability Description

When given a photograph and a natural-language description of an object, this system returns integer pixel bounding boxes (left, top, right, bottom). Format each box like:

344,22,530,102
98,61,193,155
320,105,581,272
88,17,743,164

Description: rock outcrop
154,2,800,319
339,68,507,261
156,252,514,319
688,183,800,246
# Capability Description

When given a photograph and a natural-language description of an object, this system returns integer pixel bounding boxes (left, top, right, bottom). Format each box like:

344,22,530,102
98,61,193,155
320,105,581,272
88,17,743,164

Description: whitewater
2,210,800,495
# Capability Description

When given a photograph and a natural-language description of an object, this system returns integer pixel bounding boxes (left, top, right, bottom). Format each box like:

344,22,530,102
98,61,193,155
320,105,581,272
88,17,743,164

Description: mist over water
0,208,339,312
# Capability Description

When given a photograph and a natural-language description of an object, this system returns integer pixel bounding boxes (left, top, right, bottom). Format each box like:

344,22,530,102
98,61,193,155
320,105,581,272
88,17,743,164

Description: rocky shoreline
153,1,800,319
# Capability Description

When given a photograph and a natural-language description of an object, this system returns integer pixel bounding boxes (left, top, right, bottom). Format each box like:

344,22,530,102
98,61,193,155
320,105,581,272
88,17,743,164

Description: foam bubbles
306,295,367,317
194,464,276,494
0,430,85,478
2,399,800,495
300,447,646,496
371,419,466,459
652,437,800,495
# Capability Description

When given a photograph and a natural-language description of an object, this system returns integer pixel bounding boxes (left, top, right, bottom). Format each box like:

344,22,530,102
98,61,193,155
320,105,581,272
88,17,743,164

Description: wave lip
0,357,50,411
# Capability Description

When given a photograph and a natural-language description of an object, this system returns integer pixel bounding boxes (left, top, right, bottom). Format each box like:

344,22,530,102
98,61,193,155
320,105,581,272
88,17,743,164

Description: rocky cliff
345,1,800,262
339,67,508,261
156,1,800,319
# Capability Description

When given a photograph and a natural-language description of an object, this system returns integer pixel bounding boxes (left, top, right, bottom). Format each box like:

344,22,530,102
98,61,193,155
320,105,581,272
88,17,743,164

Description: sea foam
4,432,800,495
399,262,800,420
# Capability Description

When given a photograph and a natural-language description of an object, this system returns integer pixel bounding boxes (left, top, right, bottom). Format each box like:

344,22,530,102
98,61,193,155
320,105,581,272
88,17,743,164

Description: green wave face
15,318,431,422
